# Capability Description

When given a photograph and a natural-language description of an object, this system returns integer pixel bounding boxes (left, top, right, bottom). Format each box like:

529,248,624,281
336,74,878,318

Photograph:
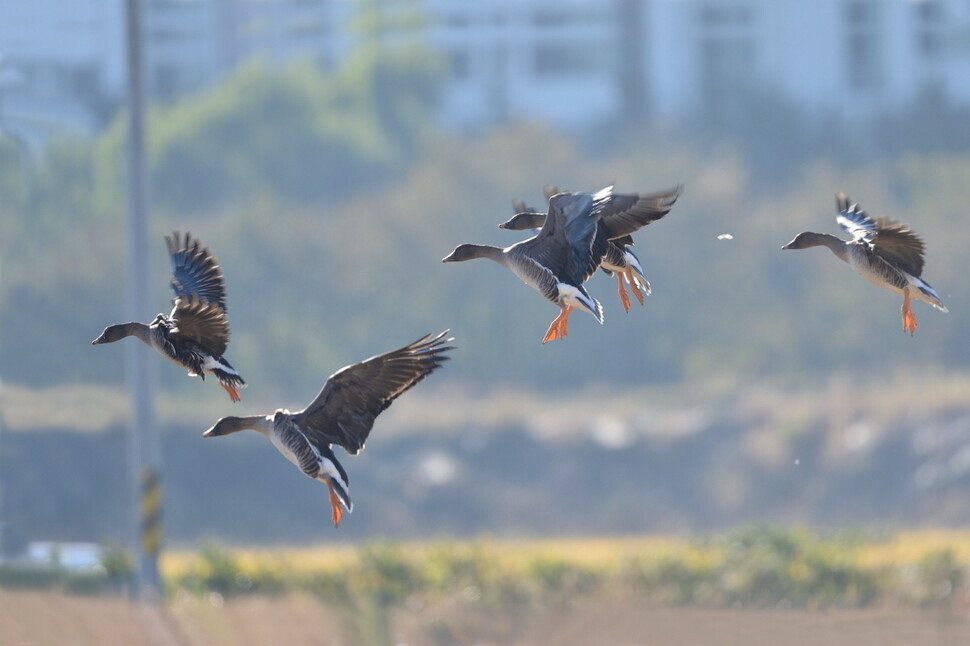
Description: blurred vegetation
142,528,970,644
3,371,969,542
1,34,969,573
3,529,966,646
155,528,970,607
1,41,968,396
0,541,131,595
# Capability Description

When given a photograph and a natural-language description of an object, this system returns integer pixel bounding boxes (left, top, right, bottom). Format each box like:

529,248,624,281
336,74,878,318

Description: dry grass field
3,530,968,645
1,589,967,646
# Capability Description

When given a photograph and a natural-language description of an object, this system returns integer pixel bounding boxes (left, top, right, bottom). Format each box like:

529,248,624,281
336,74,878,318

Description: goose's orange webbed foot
541,306,573,343
616,275,632,312
219,381,242,402
901,289,918,336
902,307,918,336
327,481,344,527
625,269,646,306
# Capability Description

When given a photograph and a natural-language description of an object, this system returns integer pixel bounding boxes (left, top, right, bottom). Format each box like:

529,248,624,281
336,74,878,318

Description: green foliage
162,528,967,616
352,543,427,604
713,526,880,608
173,542,285,597
0,562,66,589
0,561,111,595
139,47,438,213
2,42,969,392
99,543,133,578
626,527,884,608
908,549,965,607
626,555,717,605
63,569,112,595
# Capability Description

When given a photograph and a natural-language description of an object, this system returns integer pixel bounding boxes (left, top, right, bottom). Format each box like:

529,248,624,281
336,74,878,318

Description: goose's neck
123,322,154,345
226,415,274,436
470,244,506,263
805,233,851,263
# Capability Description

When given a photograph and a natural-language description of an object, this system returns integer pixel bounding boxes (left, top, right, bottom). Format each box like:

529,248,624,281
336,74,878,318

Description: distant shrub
714,526,880,608
906,549,965,607
0,562,65,589
172,542,284,597
63,568,111,595
353,543,427,604
301,569,350,603
626,555,716,605
160,529,969,614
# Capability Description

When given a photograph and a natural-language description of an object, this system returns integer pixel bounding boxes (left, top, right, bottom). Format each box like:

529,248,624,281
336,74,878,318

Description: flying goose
443,189,609,343
782,193,947,335
202,331,453,527
501,185,680,312
92,232,245,400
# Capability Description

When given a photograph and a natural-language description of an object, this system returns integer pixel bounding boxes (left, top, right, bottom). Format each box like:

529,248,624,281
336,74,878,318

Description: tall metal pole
124,0,161,599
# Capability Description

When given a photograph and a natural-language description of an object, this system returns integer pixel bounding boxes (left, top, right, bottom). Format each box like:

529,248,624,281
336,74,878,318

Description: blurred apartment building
1,0,969,148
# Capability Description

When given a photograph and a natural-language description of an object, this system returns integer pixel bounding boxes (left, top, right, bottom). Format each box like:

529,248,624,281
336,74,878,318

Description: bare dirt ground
1,590,967,646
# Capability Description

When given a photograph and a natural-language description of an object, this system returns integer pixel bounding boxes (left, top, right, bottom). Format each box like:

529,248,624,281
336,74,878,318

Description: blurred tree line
1,43,968,402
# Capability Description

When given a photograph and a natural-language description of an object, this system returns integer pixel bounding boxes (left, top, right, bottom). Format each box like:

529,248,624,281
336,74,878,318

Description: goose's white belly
269,432,300,468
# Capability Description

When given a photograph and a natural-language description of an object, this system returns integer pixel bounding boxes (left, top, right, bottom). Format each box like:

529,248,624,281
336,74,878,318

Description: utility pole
124,0,162,599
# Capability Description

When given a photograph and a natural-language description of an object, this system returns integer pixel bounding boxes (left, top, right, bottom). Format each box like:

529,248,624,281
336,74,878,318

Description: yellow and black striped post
139,467,162,589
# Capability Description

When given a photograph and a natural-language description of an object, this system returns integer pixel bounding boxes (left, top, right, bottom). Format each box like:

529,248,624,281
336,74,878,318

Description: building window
846,0,877,24
915,1,943,22
913,1,944,61
153,65,180,99
847,33,882,89
439,13,467,29
70,66,99,96
448,49,469,80
533,42,601,76
844,0,883,92
695,2,757,113
700,36,755,104
917,31,942,59
533,9,568,27
698,2,753,27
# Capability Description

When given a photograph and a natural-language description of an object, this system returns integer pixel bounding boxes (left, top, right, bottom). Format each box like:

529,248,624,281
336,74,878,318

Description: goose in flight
501,184,680,312
782,193,947,336
202,331,453,526
92,232,245,400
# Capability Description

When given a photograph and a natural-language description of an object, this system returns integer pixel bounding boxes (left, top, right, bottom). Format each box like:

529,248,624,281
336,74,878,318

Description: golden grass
161,529,970,582
858,529,970,568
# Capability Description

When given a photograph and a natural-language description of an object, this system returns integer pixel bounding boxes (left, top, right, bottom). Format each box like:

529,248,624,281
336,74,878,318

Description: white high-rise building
1,0,969,147
645,0,967,124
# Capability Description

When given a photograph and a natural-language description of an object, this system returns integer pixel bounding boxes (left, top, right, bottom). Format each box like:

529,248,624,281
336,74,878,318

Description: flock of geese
91,185,947,526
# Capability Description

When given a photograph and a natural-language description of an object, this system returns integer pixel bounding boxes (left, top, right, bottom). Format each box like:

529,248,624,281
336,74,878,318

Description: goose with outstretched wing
202,331,453,526
92,232,245,400
782,193,947,335
443,189,609,343
501,184,681,312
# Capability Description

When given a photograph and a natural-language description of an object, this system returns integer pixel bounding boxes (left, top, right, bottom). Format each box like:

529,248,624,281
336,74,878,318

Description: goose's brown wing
596,186,682,240
871,217,926,277
170,296,230,356
166,231,227,312
290,332,453,455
